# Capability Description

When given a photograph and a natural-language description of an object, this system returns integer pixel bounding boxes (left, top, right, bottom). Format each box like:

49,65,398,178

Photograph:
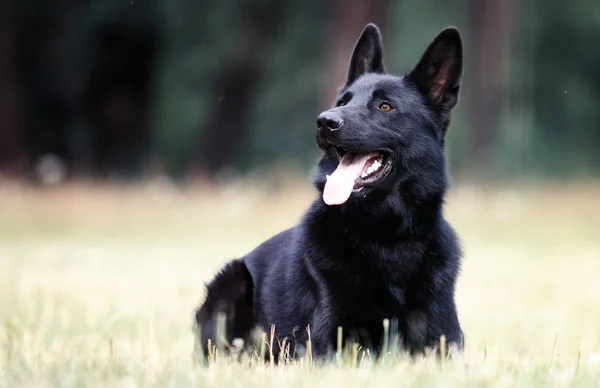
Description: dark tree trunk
85,21,159,180
196,53,262,177
0,0,26,176
465,0,513,177
196,1,284,178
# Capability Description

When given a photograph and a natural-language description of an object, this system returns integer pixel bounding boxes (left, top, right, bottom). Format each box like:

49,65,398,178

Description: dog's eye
379,102,393,112
336,101,345,107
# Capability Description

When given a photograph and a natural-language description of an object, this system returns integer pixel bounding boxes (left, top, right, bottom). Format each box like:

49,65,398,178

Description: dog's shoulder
243,227,298,279
419,217,462,285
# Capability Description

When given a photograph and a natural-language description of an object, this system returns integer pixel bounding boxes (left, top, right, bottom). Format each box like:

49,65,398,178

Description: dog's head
315,24,463,206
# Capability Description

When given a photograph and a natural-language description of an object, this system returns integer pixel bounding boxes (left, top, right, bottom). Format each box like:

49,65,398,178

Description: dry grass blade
1,182,599,387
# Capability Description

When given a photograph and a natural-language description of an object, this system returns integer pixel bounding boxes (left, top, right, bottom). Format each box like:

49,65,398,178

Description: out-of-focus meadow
1,0,600,386
1,180,599,386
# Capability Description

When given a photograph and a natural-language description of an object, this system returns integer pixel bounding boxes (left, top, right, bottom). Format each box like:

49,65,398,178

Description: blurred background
1,2,600,384
1,0,599,185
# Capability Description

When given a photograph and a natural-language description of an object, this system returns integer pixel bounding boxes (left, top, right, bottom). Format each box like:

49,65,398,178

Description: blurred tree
152,0,330,178
195,0,285,177
234,1,330,175
12,0,76,179
464,0,513,177
3,0,600,181
0,0,26,175
528,0,600,176
85,20,159,179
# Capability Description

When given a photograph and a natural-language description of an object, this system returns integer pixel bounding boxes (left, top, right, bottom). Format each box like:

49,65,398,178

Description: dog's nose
316,112,344,132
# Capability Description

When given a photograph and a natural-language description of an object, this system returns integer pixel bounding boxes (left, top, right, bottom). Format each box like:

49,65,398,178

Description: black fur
194,23,464,361
194,259,255,354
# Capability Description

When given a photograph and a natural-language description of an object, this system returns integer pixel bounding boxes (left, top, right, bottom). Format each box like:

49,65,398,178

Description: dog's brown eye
379,103,393,112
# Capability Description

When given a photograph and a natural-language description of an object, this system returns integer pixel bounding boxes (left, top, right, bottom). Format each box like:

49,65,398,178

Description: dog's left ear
408,27,463,111
345,23,385,88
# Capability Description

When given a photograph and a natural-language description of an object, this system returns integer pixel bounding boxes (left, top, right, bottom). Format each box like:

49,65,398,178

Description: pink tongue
323,152,379,205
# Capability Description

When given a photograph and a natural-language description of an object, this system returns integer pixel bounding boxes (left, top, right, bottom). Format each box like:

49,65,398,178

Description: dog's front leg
305,311,337,360
405,299,463,358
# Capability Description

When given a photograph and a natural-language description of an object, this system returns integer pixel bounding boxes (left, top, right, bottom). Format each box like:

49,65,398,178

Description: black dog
195,23,464,361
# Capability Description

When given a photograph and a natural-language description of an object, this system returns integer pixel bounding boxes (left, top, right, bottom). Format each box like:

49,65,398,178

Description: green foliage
11,0,600,179
150,0,600,179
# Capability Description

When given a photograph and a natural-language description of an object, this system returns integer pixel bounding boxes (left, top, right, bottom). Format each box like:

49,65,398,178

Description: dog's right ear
344,23,385,88
407,27,463,112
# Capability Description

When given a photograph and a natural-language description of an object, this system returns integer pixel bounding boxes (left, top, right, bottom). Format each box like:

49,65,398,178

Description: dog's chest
329,264,407,318
310,238,420,326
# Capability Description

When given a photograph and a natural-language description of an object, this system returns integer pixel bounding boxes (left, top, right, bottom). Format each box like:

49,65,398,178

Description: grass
1,178,599,387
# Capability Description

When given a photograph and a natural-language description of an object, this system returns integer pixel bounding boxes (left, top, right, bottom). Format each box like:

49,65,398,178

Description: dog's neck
305,187,445,246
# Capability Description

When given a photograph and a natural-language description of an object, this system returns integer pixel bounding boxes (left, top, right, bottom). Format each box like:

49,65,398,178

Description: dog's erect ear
408,27,463,110
345,23,385,87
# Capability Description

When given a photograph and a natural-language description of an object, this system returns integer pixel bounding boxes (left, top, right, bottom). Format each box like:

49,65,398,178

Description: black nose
316,111,343,132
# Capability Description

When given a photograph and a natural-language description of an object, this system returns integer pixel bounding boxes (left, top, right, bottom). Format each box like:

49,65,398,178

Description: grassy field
1,178,599,387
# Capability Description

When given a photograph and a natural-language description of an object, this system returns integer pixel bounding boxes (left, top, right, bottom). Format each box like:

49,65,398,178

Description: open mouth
332,146,392,185
323,146,393,205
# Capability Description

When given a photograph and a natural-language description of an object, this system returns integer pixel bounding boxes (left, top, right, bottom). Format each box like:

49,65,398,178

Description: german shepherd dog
195,23,464,361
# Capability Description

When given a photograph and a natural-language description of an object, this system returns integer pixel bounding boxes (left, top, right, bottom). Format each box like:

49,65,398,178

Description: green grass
1,179,600,387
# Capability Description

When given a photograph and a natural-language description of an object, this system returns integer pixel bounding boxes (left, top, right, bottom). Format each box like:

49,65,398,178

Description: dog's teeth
361,172,367,178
